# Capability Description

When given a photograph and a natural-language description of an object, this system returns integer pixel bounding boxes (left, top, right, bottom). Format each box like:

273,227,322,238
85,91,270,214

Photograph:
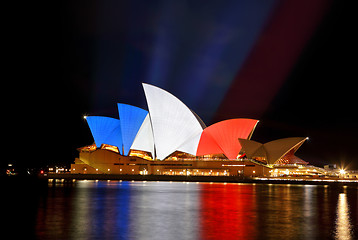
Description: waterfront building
71,83,317,178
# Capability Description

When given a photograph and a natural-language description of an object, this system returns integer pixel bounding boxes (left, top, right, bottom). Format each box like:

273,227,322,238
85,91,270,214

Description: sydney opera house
71,83,316,178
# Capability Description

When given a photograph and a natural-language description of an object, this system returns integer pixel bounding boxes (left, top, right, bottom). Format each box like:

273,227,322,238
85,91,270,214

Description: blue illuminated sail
117,103,148,155
86,116,123,154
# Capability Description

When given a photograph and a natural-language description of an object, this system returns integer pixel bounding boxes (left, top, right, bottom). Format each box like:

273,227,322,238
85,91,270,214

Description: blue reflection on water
86,180,132,239
54,181,200,240
48,180,132,239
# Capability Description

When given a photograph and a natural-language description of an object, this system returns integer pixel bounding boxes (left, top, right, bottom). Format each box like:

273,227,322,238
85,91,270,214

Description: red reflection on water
200,183,257,240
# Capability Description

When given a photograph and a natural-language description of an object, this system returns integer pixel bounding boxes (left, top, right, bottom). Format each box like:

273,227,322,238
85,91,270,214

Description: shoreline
37,173,358,187
2,174,356,187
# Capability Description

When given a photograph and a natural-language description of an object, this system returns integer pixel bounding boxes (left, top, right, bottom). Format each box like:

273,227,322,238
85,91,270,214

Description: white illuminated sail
130,114,155,158
143,83,204,160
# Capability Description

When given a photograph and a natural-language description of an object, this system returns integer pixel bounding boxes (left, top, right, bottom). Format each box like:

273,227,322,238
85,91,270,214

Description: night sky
4,0,357,170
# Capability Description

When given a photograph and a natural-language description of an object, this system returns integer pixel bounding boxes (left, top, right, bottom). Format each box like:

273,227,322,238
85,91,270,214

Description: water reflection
335,193,353,240
129,181,200,240
37,180,133,239
200,183,257,240
36,182,74,239
70,181,91,239
257,184,303,239
302,185,317,239
33,181,357,240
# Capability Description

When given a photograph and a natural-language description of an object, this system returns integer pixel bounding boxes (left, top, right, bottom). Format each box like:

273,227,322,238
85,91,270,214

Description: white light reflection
335,193,353,240
303,185,317,239
130,181,200,239
70,180,92,239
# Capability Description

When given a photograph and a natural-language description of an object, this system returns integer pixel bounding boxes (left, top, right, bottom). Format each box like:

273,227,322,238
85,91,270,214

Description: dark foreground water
4,179,358,240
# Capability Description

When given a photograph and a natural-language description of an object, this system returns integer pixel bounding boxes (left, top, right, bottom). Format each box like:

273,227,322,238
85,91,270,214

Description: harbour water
4,179,357,239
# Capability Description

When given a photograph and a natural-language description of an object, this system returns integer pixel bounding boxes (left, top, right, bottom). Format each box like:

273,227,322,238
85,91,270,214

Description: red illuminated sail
196,119,258,159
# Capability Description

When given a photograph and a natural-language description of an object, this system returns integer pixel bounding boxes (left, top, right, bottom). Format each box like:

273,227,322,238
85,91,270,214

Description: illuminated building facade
72,83,313,178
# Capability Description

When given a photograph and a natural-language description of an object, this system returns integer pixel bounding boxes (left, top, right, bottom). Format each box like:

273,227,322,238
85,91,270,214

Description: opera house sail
85,116,123,154
117,103,148,156
72,83,313,178
130,114,155,158
238,137,309,165
142,83,204,160
196,119,259,159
